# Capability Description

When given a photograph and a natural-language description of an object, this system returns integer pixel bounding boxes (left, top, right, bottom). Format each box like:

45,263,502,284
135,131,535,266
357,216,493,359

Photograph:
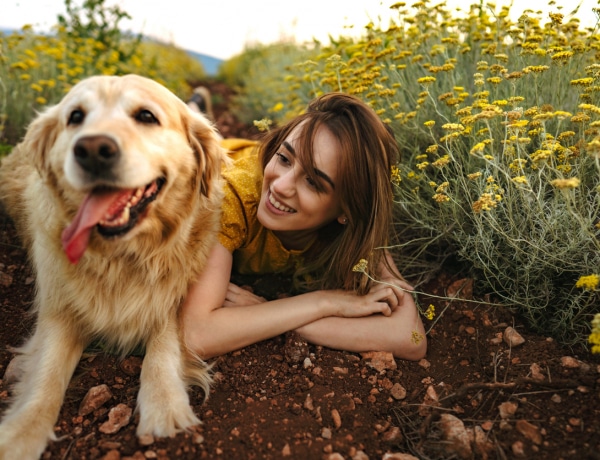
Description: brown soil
0,82,598,460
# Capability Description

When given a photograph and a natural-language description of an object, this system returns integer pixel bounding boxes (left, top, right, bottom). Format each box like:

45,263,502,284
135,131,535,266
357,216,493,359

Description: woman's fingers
224,283,266,307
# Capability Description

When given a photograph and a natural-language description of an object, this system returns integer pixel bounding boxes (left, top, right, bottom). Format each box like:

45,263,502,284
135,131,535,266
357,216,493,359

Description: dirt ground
0,82,599,460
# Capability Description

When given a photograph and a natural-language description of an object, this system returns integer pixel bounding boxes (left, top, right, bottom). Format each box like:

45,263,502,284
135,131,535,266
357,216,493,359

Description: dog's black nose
73,135,120,174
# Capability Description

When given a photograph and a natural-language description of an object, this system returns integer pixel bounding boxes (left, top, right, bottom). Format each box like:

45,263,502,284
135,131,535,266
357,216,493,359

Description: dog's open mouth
61,178,165,264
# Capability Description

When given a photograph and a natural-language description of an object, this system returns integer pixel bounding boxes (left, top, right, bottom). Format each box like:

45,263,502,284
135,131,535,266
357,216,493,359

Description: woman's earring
339,216,348,225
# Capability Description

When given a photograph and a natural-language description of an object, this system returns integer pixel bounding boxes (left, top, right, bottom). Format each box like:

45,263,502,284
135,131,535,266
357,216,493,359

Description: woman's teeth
269,193,295,213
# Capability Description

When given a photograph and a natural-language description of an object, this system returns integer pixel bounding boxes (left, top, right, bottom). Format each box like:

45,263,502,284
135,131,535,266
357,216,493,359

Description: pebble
516,419,542,445
390,383,407,400
99,404,132,434
560,356,580,369
511,440,526,457
498,401,518,419
382,454,419,460
360,351,396,372
137,434,154,446
79,384,113,416
331,409,342,429
439,413,472,459
503,327,525,347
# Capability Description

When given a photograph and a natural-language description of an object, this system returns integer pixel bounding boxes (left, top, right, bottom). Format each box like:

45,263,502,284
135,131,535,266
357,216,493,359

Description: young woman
182,93,426,361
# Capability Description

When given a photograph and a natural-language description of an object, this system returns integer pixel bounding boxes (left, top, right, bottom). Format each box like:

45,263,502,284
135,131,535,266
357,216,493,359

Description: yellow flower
253,118,272,132
352,259,369,273
390,165,402,185
467,172,482,180
271,102,284,112
424,120,435,127
424,304,436,320
590,313,600,354
575,274,599,291
550,178,580,189
512,175,528,184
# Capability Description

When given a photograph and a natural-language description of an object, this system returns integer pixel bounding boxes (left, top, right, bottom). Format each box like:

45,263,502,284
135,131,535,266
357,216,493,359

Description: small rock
321,427,332,439
516,420,542,445
304,393,314,411
351,451,369,460
418,358,431,369
382,426,402,442
382,454,419,460
446,278,474,299
282,442,292,457
498,401,518,419
79,384,113,416
326,453,344,460
511,440,526,457
503,327,525,347
470,425,495,458
331,409,342,429
137,434,154,446
551,394,562,403
530,363,544,381
360,351,396,373
99,403,132,434
390,383,407,400
303,357,313,369
101,450,121,460
560,356,580,369
438,413,472,459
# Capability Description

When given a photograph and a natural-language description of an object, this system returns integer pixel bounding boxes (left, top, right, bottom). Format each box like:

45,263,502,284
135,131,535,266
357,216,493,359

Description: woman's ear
337,215,348,225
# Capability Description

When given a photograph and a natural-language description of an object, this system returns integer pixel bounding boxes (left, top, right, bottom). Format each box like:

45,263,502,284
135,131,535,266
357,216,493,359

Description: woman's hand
223,283,266,307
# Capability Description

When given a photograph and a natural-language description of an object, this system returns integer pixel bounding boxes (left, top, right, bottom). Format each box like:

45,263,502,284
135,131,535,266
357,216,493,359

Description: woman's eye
276,152,290,164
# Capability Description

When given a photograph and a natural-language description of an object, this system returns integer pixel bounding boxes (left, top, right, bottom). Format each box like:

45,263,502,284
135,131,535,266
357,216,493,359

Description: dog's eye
68,109,85,125
135,109,159,125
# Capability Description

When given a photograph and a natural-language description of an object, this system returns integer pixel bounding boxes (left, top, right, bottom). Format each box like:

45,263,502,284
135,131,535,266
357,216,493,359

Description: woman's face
257,123,345,249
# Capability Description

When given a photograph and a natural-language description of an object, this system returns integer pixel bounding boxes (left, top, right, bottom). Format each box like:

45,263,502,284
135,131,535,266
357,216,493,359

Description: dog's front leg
0,317,84,460
136,315,200,437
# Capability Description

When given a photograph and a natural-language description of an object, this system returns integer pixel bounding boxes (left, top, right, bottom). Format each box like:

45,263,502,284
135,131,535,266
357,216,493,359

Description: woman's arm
295,251,427,361
181,243,398,359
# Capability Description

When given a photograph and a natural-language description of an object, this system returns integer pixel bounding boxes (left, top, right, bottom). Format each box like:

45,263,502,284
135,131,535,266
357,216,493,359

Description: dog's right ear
19,105,61,174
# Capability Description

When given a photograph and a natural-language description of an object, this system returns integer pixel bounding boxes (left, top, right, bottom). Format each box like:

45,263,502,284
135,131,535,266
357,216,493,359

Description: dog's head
20,74,226,263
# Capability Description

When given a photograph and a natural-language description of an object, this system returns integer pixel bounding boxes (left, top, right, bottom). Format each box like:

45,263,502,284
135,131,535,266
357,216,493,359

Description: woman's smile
267,190,296,214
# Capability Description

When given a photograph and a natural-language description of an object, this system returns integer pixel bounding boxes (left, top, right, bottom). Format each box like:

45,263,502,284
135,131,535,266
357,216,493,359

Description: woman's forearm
183,291,333,359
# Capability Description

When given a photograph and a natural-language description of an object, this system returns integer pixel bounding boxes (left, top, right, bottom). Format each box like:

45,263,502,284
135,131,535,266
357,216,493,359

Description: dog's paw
136,399,201,437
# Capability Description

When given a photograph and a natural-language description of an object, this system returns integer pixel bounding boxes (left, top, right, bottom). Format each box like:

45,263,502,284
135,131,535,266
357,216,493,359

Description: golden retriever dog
0,74,227,459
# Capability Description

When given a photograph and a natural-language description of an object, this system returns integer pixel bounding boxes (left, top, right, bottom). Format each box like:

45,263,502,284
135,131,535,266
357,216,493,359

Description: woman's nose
272,169,296,197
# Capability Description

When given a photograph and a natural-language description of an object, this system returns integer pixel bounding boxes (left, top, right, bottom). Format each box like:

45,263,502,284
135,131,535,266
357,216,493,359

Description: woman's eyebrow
283,141,336,189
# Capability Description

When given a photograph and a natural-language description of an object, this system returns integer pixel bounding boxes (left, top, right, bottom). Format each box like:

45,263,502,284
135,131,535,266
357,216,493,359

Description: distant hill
186,50,223,76
0,27,223,76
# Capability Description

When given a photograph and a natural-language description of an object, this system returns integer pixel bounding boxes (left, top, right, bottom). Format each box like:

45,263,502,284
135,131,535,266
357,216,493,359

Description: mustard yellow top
218,138,307,275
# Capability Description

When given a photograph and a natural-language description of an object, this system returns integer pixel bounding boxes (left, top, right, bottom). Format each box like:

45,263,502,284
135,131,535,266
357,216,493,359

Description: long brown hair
258,93,399,294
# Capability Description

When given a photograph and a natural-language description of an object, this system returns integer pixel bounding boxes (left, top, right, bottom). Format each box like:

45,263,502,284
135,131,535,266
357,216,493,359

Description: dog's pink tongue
61,189,132,264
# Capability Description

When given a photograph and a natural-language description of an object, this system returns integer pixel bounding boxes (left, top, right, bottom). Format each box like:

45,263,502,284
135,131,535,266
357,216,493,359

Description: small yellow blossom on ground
576,274,600,291
424,304,435,320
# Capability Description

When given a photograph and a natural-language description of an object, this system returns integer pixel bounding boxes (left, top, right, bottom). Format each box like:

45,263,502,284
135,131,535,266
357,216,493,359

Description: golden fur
0,74,227,459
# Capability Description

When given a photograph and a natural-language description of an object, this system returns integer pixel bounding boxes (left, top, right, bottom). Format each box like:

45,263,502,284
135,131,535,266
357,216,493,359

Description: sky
2,0,599,60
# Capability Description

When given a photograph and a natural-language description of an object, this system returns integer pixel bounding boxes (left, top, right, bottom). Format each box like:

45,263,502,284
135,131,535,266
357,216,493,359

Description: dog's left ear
186,111,228,197
20,104,61,174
